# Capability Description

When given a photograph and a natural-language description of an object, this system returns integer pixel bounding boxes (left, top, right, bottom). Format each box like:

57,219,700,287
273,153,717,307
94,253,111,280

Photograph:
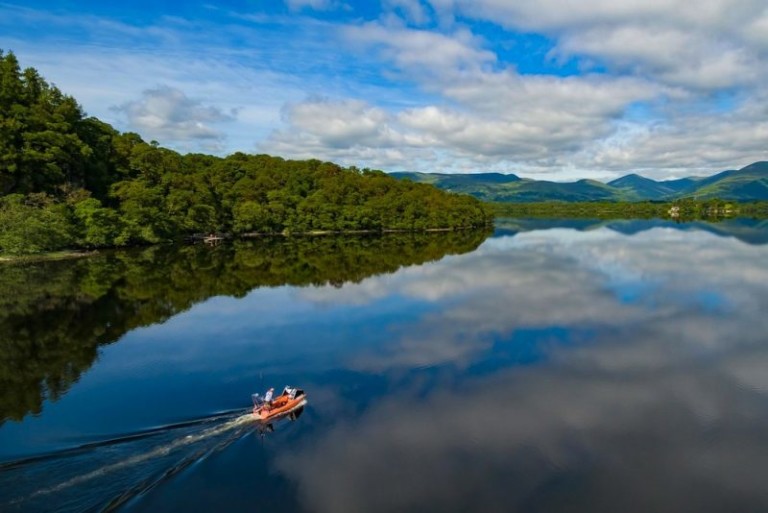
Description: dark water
1,219,768,512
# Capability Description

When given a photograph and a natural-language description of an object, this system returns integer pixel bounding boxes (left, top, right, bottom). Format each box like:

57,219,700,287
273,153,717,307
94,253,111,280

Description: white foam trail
30,413,255,498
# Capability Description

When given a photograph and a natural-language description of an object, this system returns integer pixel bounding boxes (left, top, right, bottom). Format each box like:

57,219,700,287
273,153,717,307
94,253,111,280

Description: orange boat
252,387,307,422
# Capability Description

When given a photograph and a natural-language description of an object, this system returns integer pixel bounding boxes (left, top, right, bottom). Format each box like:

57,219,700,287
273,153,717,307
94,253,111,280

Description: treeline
0,50,492,255
0,230,489,423
491,199,768,220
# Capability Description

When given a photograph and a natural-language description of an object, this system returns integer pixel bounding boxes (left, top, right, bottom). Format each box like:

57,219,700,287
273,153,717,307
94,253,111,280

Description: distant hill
391,173,630,202
607,174,678,200
392,162,768,202
389,172,522,201
660,177,702,193
503,179,625,202
680,162,768,200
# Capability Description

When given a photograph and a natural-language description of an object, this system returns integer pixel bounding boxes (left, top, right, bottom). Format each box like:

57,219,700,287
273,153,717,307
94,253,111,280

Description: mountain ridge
391,161,768,202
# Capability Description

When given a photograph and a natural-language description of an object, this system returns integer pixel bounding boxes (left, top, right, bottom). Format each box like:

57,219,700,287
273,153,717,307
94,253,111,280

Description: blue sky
1,0,767,180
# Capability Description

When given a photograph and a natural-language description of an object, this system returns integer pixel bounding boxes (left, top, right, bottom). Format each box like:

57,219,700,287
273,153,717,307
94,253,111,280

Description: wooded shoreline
491,199,768,220
0,50,493,257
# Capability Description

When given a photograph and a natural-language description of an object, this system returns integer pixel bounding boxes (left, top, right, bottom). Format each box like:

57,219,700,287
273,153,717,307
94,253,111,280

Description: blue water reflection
2,221,768,512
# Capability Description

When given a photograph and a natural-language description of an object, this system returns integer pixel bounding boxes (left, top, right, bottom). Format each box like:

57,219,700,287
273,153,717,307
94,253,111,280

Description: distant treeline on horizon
491,199,768,220
0,50,492,256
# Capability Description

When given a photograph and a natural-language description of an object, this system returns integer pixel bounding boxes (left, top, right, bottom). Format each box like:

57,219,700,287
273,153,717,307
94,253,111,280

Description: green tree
0,193,75,254
73,197,121,247
1,50,494,255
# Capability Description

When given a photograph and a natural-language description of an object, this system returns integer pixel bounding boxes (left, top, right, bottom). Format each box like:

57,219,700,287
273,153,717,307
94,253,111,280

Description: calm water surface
1,219,768,512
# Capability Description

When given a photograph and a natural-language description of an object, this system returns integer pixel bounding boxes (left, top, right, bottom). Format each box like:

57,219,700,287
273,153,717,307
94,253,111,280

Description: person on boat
264,387,274,408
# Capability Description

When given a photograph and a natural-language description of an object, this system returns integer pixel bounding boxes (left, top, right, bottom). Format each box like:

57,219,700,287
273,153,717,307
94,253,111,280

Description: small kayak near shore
252,388,307,422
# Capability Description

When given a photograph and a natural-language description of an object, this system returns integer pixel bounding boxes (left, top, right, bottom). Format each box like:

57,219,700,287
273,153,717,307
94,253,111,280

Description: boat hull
253,396,307,422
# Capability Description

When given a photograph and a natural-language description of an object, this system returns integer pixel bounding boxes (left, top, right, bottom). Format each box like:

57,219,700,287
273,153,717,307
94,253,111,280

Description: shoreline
1,226,491,262
0,250,99,264
237,225,484,238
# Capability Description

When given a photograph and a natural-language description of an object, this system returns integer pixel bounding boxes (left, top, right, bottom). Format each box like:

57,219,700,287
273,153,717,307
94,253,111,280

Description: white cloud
555,25,760,91
112,86,234,144
261,5,768,177
432,0,768,91
0,9,329,155
262,22,661,174
585,93,768,175
743,11,768,49
3,1,768,177
342,21,496,78
285,0,339,11
441,0,759,33
262,97,425,168
383,0,433,25
278,98,399,148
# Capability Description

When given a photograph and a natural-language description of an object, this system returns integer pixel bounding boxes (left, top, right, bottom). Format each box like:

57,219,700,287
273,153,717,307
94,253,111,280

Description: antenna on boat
257,370,266,447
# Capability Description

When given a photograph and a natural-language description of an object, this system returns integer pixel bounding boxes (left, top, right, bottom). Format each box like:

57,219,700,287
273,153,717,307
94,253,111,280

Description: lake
1,219,768,512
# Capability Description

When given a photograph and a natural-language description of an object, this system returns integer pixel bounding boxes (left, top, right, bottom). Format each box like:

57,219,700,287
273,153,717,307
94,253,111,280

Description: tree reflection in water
0,229,491,424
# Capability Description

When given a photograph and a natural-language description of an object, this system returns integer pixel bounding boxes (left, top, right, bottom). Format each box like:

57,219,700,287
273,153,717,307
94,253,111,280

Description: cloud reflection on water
281,227,768,513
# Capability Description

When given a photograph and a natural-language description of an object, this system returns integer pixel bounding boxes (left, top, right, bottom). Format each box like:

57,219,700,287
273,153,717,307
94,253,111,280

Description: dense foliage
0,51,492,255
0,230,490,423
491,199,768,220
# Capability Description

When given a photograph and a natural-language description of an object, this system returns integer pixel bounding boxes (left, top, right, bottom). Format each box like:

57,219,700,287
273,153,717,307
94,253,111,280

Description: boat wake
0,410,256,512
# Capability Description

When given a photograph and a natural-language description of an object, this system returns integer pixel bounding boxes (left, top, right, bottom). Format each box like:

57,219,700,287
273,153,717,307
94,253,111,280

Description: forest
0,50,492,255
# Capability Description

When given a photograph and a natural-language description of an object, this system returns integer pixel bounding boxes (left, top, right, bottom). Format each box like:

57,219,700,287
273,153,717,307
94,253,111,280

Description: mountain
389,172,522,201
392,173,628,202
607,174,677,200
503,179,625,202
392,162,768,202
659,177,702,193
680,161,768,200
